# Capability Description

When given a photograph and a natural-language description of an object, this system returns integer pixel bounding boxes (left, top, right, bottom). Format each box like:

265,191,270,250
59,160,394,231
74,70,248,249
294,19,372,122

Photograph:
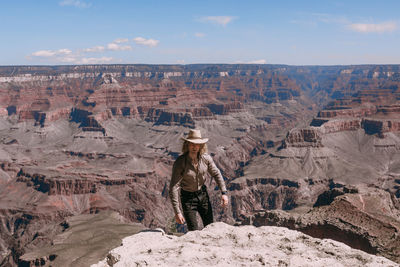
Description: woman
169,129,229,231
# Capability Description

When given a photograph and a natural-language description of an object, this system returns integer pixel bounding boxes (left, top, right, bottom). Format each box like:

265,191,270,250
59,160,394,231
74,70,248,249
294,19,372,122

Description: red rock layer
312,87,400,136
0,65,303,128
362,119,400,136
282,128,323,148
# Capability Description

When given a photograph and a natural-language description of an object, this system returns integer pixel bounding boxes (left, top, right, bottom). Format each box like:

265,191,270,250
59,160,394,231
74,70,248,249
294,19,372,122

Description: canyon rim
0,64,400,265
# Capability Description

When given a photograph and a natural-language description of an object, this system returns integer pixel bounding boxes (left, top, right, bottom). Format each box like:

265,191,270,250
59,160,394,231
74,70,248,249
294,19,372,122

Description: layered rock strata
1,64,400,265
0,65,306,130
240,187,400,263
311,88,400,137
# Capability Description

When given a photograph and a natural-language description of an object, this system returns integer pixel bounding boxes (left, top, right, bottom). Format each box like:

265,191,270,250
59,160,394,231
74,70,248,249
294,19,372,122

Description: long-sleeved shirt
169,152,227,215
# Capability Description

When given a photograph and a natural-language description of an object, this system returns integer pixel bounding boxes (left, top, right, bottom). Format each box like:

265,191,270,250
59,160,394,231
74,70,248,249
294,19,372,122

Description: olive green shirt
169,153,227,215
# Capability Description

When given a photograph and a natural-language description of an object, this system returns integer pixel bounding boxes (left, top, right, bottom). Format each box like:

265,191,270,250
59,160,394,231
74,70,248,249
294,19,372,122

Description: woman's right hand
175,213,185,224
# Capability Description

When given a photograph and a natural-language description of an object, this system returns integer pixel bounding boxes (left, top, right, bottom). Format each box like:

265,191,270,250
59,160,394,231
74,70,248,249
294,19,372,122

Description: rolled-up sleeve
169,157,184,215
205,154,227,193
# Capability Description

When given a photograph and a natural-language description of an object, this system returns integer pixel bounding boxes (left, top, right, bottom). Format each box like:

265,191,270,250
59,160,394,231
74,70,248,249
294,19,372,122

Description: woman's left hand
221,195,229,208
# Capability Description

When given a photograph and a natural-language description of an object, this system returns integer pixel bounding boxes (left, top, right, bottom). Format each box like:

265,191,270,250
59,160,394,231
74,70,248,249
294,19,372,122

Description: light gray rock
92,222,398,267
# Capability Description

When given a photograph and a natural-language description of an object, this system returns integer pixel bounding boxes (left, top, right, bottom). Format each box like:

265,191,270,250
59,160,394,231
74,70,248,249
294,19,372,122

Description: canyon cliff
0,64,400,265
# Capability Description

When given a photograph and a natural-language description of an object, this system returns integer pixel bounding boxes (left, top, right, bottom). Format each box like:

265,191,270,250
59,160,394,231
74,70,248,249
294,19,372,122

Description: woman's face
188,142,201,154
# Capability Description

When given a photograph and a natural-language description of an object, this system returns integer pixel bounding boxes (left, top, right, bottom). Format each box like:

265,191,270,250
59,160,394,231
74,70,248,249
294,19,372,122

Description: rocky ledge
311,89,400,137
92,222,397,267
241,187,400,264
281,128,323,148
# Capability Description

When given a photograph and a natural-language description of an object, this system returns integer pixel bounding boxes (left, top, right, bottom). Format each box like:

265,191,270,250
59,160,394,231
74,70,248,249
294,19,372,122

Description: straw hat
181,129,209,144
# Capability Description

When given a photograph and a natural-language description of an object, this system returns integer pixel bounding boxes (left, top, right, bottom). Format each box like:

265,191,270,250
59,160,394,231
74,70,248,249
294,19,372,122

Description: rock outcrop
92,222,397,267
228,85,400,264
240,187,400,263
311,87,400,137
281,128,323,148
362,118,400,136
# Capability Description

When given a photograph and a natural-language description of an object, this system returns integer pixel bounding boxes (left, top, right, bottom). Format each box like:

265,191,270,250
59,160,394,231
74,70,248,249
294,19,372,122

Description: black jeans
180,185,214,231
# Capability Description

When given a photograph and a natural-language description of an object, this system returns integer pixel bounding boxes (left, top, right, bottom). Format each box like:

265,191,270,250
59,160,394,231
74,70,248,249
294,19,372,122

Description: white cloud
83,46,105,53
247,59,267,64
29,47,115,64
348,21,397,33
80,57,114,64
107,43,132,51
31,50,57,57
58,56,78,63
177,60,185,64
294,13,397,35
28,37,134,64
85,40,130,52
59,0,91,8
58,49,72,55
235,59,267,64
200,16,236,26
28,53,114,64
54,56,114,64
194,32,206,38
133,37,159,47
113,38,129,44
31,49,72,57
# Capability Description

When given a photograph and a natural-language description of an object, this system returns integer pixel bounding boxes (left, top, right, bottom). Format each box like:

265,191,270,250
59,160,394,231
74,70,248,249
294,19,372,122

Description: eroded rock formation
1,64,400,265
240,187,400,263
92,222,397,267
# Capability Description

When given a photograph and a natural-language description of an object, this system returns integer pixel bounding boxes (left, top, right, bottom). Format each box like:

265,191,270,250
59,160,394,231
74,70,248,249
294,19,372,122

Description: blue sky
1,0,399,65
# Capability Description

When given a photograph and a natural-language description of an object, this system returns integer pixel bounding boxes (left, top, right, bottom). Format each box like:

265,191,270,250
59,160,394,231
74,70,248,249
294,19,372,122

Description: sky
1,0,399,66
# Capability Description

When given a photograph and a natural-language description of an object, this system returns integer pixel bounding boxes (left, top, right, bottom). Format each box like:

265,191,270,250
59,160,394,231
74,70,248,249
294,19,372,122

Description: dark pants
180,185,214,231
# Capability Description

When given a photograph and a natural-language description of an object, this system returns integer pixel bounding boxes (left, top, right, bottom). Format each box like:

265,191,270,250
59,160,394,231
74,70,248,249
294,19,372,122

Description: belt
181,184,207,197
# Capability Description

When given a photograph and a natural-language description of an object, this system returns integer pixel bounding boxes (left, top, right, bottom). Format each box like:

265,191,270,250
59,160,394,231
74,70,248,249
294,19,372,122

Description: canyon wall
1,64,400,265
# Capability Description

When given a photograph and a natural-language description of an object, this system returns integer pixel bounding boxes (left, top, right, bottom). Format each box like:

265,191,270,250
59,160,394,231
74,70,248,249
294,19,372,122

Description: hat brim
181,137,209,144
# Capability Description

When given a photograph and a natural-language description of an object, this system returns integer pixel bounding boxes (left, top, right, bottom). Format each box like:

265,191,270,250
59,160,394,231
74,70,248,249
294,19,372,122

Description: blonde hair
182,140,208,155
